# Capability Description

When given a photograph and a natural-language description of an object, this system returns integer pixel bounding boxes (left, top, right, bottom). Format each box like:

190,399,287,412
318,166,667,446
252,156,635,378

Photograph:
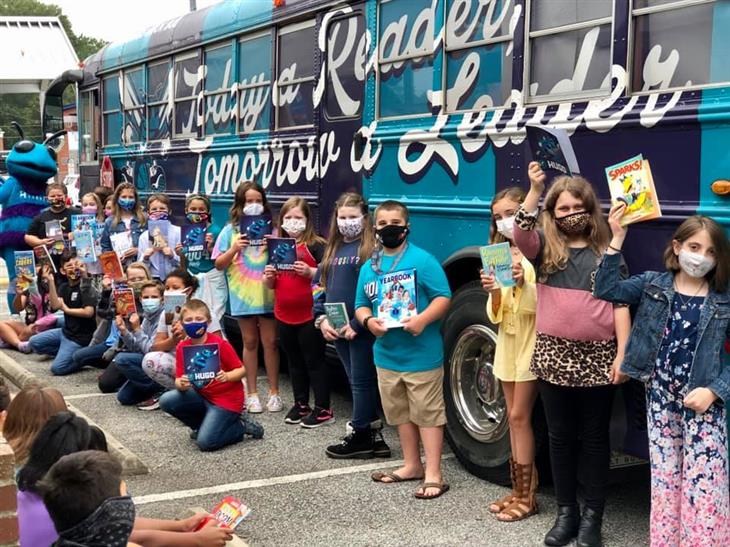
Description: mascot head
6,122,65,192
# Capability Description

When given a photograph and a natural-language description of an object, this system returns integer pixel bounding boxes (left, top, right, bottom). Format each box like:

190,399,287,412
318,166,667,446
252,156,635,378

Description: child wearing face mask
213,182,280,414
159,299,264,451
137,193,181,280
104,195,114,219
77,192,105,281
264,197,329,427
481,186,539,523
513,163,631,547
100,182,146,267
312,193,390,458
595,211,730,546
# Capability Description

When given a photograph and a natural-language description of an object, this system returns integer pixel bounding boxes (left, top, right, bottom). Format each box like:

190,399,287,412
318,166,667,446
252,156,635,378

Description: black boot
325,428,374,459
544,505,580,546
372,427,392,458
576,507,603,547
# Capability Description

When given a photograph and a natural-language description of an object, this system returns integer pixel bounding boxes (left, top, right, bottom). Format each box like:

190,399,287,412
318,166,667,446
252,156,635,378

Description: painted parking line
134,453,456,506
65,392,117,400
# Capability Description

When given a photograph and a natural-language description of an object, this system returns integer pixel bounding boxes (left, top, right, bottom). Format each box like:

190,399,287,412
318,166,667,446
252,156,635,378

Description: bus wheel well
444,257,482,293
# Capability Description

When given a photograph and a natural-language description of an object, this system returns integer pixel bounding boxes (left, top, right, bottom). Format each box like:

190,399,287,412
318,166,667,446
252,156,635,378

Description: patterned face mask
337,216,364,239
555,211,590,235
282,218,306,236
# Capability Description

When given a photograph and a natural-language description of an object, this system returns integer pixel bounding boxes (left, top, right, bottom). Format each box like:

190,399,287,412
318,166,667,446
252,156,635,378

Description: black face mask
376,225,409,249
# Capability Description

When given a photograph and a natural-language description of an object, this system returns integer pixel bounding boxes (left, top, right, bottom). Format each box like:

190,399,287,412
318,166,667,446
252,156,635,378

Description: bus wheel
443,281,511,485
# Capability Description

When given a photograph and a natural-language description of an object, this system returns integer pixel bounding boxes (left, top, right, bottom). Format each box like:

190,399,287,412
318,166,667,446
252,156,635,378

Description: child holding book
355,200,452,499
213,182,280,414
595,210,730,545
313,193,389,457
263,197,330,427
100,182,146,267
0,265,57,353
481,187,539,522
78,192,105,279
28,252,99,376
138,193,181,280
513,162,631,547
159,299,264,451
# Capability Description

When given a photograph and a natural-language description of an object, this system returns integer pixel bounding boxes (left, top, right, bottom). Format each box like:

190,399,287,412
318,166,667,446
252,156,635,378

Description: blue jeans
114,352,163,405
159,389,244,451
72,343,109,370
29,328,84,376
334,333,380,430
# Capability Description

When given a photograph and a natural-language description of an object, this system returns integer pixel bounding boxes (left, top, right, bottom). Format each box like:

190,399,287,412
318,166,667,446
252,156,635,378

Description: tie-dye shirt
212,223,274,316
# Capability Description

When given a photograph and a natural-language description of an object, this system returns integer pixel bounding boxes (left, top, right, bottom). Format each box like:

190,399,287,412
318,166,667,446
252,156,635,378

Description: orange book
100,251,124,281
113,287,136,318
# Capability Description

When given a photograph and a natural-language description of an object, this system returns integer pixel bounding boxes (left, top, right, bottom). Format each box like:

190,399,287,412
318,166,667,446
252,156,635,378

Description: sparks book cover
183,343,221,389
605,154,662,226
479,242,515,288
376,268,417,329
267,237,296,271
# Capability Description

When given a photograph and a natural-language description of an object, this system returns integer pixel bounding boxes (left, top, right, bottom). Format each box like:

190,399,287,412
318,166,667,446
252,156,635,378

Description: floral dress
647,294,730,546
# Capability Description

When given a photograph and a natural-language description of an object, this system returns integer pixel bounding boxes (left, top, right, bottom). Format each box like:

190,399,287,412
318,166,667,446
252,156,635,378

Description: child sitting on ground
159,299,264,451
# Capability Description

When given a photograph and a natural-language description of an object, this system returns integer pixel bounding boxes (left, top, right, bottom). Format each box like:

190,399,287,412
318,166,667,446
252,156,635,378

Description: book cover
113,287,136,318
376,268,418,329
148,219,170,248
267,237,296,271
72,214,101,255
240,214,273,246
182,343,221,389
605,155,663,226
33,245,57,273
73,230,96,264
324,303,350,331
163,290,187,314
100,251,125,281
45,219,66,255
525,125,580,178
14,251,36,292
479,242,516,289
110,231,133,255
181,222,208,261
194,496,251,531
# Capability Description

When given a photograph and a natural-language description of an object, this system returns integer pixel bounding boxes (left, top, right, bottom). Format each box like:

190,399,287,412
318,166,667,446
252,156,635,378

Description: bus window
174,52,201,137
147,60,172,141
204,44,235,135
378,0,435,119
527,0,613,100
276,20,316,129
445,0,515,112
79,89,99,163
102,74,122,146
123,67,146,144
238,33,272,134
631,0,730,92
324,14,365,120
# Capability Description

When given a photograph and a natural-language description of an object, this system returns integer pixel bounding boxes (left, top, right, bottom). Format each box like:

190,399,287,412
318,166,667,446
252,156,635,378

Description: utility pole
189,0,196,11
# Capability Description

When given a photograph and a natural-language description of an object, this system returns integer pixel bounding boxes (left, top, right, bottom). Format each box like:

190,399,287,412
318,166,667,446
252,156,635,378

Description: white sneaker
266,393,283,412
247,394,263,414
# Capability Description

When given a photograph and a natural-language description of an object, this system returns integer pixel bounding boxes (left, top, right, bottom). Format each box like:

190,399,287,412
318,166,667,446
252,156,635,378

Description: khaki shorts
376,367,446,428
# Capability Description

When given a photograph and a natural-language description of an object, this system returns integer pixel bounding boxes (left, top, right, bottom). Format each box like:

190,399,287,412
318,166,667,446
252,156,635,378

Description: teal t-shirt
355,243,451,372
186,223,223,275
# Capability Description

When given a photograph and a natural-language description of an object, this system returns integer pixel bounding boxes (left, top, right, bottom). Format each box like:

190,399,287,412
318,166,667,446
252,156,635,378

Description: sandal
488,457,516,513
414,482,450,499
371,471,423,483
495,462,538,522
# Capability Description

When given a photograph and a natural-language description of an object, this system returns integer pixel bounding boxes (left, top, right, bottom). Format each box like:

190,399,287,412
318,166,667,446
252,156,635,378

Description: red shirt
175,333,245,413
274,242,323,325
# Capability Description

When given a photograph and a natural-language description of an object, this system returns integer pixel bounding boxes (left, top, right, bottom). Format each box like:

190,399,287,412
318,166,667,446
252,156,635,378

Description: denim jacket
594,252,730,403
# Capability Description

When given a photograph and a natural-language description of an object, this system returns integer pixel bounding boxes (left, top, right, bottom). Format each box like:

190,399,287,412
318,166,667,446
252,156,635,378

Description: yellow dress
486,255,537,382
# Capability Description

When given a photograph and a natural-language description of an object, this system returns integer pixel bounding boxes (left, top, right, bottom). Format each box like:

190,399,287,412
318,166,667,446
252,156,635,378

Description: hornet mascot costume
0,122,65,309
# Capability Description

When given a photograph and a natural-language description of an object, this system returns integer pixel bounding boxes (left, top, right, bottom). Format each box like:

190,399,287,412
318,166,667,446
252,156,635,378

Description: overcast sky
46,0,224,43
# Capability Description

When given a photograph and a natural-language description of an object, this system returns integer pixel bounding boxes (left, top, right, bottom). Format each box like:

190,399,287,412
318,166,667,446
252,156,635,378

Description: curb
0,350,149,477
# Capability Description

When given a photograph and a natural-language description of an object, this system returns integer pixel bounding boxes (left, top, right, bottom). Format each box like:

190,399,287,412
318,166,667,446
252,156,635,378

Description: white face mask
495,216,515,239
282,218,306,236
243,203,264,216
337,216,364,239
678,249,716,278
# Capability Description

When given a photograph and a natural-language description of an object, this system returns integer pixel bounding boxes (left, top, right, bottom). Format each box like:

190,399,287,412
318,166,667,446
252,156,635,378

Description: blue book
72,214,101,255
525,125,580,178
239,214,272,246
181,222,208,262
183,343,221,389
73,230,96,263
479,242,515,289
376,268,417,329
266,237,296,271
148,219,170,248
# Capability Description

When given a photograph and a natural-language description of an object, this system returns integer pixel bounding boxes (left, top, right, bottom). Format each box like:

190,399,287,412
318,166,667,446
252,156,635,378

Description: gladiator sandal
496,462,538,522
488,457,517,514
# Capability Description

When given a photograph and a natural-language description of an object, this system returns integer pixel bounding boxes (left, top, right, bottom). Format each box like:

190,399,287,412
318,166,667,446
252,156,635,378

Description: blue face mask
183,321,208,339
141,298,161,314
119,198,136,211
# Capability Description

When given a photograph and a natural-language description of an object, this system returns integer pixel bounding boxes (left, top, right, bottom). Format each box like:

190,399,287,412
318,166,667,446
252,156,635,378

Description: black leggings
538,379,614,511
278,320,329,409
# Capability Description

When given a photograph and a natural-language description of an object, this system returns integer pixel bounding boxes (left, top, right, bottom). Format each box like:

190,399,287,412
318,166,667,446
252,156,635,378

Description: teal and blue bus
44,0,730,483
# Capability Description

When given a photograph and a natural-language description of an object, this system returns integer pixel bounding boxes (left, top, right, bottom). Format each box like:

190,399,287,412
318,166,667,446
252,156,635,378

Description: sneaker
0,340,10,349
189,429,198,440
17,341,32,354
284,402,312,425
326,428,375,459
372,429,392,458
240,412,265,439
301,407,335,429
137,397,160,411
247,394,263,414
266,393,283,412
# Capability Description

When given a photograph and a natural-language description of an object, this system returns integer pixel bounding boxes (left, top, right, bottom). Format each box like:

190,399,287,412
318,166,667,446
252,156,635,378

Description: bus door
317,5,367,231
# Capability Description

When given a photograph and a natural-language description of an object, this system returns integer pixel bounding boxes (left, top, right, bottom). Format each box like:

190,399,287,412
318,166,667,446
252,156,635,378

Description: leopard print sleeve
515,206,539,231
